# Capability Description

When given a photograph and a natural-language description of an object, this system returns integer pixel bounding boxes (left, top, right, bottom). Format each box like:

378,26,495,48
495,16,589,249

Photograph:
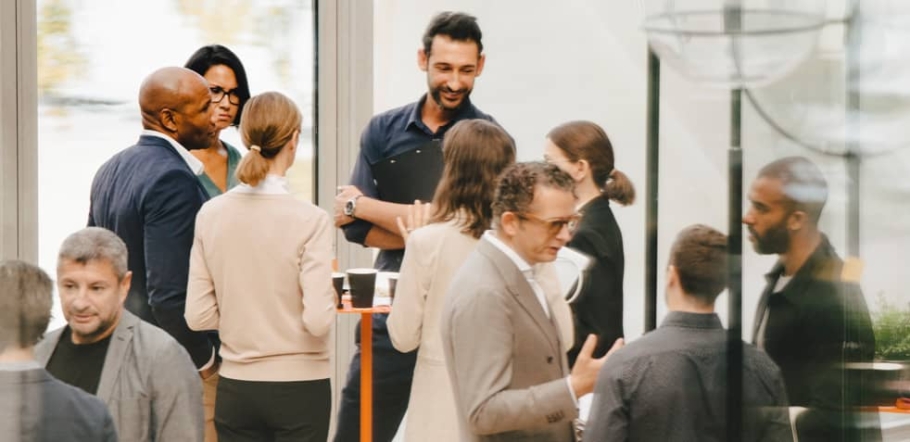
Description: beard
429,85,470,112
749,219,790,255
68,310,119,343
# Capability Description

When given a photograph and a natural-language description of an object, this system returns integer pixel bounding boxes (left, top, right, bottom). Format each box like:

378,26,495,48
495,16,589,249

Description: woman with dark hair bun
544,120,635,368
184,44,252,197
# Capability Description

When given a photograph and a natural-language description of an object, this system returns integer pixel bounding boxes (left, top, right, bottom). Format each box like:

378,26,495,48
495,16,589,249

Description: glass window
373,1,910,439
37,0,316,329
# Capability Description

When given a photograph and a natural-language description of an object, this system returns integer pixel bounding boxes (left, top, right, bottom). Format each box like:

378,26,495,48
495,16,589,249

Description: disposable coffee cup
347,268,377,308
332,272,345,308
387,273,399,300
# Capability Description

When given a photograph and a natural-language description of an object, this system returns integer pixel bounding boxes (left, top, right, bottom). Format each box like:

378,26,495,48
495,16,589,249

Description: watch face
344,200,355,216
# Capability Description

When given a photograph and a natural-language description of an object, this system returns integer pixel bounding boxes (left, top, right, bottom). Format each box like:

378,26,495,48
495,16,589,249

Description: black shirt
45,327,112,395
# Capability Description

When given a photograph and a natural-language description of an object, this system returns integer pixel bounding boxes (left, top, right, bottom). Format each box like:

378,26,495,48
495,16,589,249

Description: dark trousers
215,376,331,442
151,304,217,368
334,314,418,442
125,291,156,325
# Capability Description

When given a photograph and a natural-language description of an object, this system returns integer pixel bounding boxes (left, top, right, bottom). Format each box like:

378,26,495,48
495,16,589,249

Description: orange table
337,301,391,442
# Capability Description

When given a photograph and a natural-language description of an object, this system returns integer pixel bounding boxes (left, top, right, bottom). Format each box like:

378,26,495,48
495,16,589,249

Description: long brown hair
236,92,302,186
547,120,635,206
431,119,515,238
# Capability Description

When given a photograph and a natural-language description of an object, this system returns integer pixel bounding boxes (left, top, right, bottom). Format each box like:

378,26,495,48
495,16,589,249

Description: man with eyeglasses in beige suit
441,162,623,442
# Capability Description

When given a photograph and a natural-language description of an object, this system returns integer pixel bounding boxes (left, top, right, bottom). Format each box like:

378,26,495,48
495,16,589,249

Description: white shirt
482,231,550,318
141,130,204,176
230,174,290,195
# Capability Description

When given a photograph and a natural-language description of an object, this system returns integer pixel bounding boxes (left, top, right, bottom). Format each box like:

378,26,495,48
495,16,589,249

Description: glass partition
37,0,316,329
373,1,910,439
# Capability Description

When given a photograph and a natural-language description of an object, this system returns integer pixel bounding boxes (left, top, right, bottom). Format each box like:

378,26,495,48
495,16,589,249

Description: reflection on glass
37,0,316,329
642,0,828,88
747,1,910,156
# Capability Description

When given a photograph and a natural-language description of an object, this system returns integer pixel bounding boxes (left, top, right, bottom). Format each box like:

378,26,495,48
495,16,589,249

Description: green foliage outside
872,293,910,361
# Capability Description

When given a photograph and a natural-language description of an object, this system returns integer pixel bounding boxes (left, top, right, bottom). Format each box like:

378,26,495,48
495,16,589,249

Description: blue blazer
88,134,214,367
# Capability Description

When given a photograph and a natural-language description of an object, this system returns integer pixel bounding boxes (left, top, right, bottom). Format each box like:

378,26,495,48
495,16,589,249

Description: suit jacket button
547,356,554,364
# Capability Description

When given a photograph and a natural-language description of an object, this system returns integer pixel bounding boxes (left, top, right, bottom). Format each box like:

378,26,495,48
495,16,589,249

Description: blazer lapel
477,240,561,356
753,239,835,343
96,310,138,403
35,327,65,365
752,268,778,343
140,135,210,202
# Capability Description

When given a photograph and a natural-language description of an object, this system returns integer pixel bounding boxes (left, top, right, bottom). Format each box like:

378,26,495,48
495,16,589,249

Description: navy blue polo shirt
342,94,497,271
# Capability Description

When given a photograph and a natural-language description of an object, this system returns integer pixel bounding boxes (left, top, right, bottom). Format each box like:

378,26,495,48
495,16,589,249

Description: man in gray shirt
583,225,792,442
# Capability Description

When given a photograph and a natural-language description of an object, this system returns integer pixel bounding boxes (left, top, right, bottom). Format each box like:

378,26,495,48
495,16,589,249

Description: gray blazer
441,238,578,442
0,367,117,442
36,310,203,442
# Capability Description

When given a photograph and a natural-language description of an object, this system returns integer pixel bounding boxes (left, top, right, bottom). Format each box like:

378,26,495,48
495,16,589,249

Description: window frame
0,0,38,262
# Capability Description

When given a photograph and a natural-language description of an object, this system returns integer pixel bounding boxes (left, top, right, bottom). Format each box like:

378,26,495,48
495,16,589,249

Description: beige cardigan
185,189,336,382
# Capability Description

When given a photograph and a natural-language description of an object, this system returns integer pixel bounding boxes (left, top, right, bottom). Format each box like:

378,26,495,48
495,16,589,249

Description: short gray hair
0,260,53,350
58,227,129,280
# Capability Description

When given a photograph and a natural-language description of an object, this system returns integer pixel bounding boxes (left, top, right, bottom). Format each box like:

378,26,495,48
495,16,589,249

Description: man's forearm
354,196,413,235
364,226,405,249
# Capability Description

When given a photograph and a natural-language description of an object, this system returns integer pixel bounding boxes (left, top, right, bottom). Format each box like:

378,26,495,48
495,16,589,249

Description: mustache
439,86,466,94
68,306,97,315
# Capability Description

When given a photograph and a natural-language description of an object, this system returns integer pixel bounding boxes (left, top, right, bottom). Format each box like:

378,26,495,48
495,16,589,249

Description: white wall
371,0,910,341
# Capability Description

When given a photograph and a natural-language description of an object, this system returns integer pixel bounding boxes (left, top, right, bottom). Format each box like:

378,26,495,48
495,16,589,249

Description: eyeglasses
210,86,241,105
516,212,581,235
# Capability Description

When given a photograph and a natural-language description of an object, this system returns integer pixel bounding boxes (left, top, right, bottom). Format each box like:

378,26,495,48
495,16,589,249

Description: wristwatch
343,195,362,217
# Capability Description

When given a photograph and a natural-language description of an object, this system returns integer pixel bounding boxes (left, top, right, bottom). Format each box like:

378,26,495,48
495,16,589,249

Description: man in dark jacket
87,67,220,438
744,156,879,441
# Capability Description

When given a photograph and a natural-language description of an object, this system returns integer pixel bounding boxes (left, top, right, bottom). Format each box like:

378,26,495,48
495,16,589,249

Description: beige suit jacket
441,237,577,442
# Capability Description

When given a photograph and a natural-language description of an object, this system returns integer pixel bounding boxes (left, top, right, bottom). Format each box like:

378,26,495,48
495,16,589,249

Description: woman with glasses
186,92,335,442
387,119,515,442
185,44,252,197
543,121,635,368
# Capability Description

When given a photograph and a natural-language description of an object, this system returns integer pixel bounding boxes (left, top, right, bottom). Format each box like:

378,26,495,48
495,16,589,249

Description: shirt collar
141,129,204,176
483,230,537,278
762,234,836,304
660,311,723,330
230,174,290,195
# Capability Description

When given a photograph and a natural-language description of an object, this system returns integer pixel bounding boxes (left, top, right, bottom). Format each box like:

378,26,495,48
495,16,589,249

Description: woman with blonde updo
186,92,335,442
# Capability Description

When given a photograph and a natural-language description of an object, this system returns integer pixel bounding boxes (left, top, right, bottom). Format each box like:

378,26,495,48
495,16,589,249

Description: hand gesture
569,335,624,397
396,199,432,241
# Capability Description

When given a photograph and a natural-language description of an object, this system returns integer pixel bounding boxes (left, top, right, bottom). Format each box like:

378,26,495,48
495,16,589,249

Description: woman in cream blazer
387,119,519,442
